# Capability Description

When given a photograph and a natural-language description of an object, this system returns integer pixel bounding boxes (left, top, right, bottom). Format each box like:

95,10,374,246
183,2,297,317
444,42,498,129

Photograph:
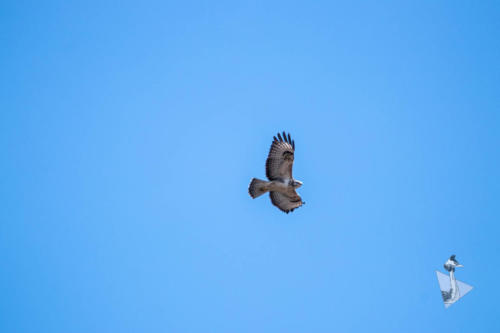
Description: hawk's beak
457,264,463,267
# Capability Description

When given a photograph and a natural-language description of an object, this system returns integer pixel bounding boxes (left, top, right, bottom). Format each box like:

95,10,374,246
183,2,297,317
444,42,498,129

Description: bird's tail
248,178,269,198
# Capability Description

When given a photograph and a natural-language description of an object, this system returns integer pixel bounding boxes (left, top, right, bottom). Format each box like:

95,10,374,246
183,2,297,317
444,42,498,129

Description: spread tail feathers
248,178,269,198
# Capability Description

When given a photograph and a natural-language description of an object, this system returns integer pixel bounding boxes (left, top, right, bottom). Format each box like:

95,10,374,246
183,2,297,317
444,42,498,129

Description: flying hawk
248,132,304,213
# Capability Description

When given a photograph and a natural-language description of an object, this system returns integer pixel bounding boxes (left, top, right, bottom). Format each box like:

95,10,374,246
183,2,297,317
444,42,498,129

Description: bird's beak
457,264,464,267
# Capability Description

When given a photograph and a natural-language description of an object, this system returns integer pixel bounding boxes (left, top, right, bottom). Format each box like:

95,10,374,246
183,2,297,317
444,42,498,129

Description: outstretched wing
269,191,303,214
266,132,295,180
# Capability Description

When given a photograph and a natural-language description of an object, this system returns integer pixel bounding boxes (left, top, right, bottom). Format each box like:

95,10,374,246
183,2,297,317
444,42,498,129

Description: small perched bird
248,132,304,213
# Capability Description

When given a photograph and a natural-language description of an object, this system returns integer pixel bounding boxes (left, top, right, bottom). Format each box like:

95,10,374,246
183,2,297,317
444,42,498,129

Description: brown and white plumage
266,132,295,181
269,191,303,213
248,132,304,213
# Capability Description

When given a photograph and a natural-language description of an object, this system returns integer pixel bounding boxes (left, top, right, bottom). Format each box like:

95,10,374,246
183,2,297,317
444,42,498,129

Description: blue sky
1,1,499,332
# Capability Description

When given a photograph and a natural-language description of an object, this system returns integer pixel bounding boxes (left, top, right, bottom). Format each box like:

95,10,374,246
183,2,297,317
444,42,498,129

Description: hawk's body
248,132,304,213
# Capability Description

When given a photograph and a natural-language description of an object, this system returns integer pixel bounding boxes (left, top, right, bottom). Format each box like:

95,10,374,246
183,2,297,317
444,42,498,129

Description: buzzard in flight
248,132,304,213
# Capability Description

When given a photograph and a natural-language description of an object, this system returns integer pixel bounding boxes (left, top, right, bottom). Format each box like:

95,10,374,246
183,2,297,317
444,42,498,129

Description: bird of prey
248,132,304,213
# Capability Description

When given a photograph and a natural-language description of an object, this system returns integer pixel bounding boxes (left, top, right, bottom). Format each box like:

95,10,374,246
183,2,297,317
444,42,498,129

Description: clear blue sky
1,1,499,332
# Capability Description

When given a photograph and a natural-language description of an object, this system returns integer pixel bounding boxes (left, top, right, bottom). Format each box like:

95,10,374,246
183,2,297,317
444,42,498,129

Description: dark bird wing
269,191,303,213
266,132,295,180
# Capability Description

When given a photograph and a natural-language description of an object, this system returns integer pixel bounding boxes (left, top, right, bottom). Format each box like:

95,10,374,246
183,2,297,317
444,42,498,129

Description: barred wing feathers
265,132,295,180
269,191,303,214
